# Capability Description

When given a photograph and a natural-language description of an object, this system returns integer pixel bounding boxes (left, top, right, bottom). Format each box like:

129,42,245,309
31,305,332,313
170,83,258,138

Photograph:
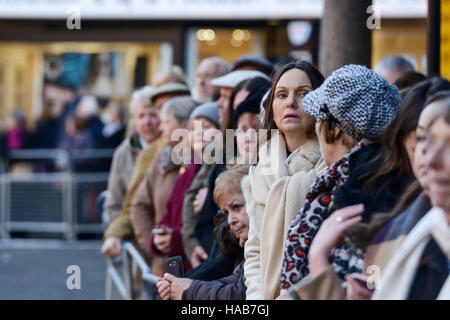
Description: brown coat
130,146,183,276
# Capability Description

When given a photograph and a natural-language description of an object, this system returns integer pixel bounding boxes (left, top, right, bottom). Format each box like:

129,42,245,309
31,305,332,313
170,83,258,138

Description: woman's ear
333,125,344,142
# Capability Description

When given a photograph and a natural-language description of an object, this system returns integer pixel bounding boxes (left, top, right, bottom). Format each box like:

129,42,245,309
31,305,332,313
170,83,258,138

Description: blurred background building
0,0,428,122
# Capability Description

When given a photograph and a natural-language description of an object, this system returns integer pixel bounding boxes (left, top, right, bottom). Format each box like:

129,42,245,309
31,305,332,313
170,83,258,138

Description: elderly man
192,57,230,103
102,86,159,227
374,55,415,84
101,82,190,258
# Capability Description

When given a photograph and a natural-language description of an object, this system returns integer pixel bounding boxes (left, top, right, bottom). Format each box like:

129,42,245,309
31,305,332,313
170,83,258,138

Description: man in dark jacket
157,165,249,300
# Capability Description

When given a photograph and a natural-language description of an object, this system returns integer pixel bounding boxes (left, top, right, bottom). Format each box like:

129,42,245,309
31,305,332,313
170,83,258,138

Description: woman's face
160,110,185,146
219,192,249,248
236,112,260,161
190,117,218,157
134,104,161,144
424,117,450,216
272,68,314,137
413,103,440,192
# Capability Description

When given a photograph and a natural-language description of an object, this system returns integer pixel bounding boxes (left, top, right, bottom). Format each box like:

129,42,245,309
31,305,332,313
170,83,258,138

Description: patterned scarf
280,142,365,289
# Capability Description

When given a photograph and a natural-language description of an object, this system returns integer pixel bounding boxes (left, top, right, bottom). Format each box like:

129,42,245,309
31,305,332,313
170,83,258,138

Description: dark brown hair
221,76,270,134
362,77,450,195
317,119,358,150
262,60,325,140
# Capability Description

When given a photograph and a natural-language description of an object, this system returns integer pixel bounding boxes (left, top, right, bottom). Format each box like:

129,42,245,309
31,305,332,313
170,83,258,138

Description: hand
190,245,208,268
101,237,122,258
193,188,208,214
345,274,374,300
154,231,172,254
164,273,193,300
156,277,172,300
308,204,364,278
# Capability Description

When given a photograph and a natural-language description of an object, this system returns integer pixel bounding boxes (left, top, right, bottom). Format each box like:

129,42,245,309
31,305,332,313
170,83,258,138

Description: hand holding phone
166,256,186,278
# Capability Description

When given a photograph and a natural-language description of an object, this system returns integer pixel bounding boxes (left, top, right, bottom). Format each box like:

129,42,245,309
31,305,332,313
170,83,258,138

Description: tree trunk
319,0,372,77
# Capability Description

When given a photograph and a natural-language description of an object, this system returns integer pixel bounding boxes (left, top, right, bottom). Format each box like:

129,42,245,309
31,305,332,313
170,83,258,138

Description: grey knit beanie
303,64,401,140
189,102,221,128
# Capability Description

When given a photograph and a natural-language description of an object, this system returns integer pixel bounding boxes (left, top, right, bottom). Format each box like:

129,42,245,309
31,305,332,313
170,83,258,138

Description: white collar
139,136,148,149
285,147,301,166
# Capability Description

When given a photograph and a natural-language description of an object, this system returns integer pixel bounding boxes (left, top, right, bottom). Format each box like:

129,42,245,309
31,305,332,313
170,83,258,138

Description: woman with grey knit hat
280,64,412,300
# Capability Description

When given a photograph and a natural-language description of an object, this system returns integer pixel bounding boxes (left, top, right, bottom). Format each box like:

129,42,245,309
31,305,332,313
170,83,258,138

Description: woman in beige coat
243,61,326,300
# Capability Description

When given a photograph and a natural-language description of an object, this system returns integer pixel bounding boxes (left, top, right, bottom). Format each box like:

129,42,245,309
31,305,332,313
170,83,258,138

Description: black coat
333,142,414,220
186,214,241,281
332,142,415,248
182,261,246,300
194,163,227,254
408,238,449,300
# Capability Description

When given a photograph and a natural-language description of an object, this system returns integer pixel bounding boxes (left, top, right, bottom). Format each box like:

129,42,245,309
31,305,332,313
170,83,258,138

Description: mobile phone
166,255,186,278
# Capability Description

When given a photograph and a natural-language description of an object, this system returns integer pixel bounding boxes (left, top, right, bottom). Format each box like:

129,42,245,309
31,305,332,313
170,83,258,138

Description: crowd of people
3,50,447,300
0,87,128,172
96,53,450,300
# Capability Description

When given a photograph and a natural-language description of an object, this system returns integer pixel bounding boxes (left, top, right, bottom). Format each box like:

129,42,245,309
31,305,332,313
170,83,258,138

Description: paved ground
0,239,105,300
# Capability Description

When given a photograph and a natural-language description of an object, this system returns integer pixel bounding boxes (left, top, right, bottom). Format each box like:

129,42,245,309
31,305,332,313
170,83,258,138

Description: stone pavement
0,239,105,300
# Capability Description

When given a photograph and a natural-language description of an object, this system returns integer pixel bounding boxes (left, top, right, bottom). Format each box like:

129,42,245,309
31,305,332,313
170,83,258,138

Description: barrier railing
0,148,114,239
105,241,159,300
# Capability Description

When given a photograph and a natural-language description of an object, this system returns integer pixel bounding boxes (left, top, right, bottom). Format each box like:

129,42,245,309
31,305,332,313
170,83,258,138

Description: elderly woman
102,86,159,227
157,165,250,300
129,96,197,276
149,103,221,272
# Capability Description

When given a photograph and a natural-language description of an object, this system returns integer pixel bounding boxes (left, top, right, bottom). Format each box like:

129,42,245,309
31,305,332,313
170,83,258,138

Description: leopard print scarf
280,142,365,290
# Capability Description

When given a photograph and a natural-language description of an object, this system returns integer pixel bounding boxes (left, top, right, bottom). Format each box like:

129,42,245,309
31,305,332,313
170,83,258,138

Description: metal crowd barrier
105,241,159,300
0,148,114,239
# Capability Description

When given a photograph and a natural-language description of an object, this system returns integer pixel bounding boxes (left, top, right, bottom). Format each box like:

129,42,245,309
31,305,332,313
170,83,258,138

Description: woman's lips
283,113,299,119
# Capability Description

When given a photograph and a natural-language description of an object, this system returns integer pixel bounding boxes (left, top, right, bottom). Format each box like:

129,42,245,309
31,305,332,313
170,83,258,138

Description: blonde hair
213,165,250,205
129,86,155,114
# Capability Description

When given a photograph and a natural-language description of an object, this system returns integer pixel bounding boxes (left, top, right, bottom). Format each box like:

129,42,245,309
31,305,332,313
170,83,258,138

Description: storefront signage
0,0,427,19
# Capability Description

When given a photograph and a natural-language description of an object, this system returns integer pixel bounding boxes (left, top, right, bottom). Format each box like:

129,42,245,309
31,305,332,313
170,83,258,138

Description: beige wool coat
243,130,326,300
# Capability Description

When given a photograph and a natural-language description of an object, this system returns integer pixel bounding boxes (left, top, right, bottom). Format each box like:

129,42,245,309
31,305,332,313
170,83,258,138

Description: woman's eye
277,92,287,98
416,135,426,142
232,204,243,211
296,91,308,98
